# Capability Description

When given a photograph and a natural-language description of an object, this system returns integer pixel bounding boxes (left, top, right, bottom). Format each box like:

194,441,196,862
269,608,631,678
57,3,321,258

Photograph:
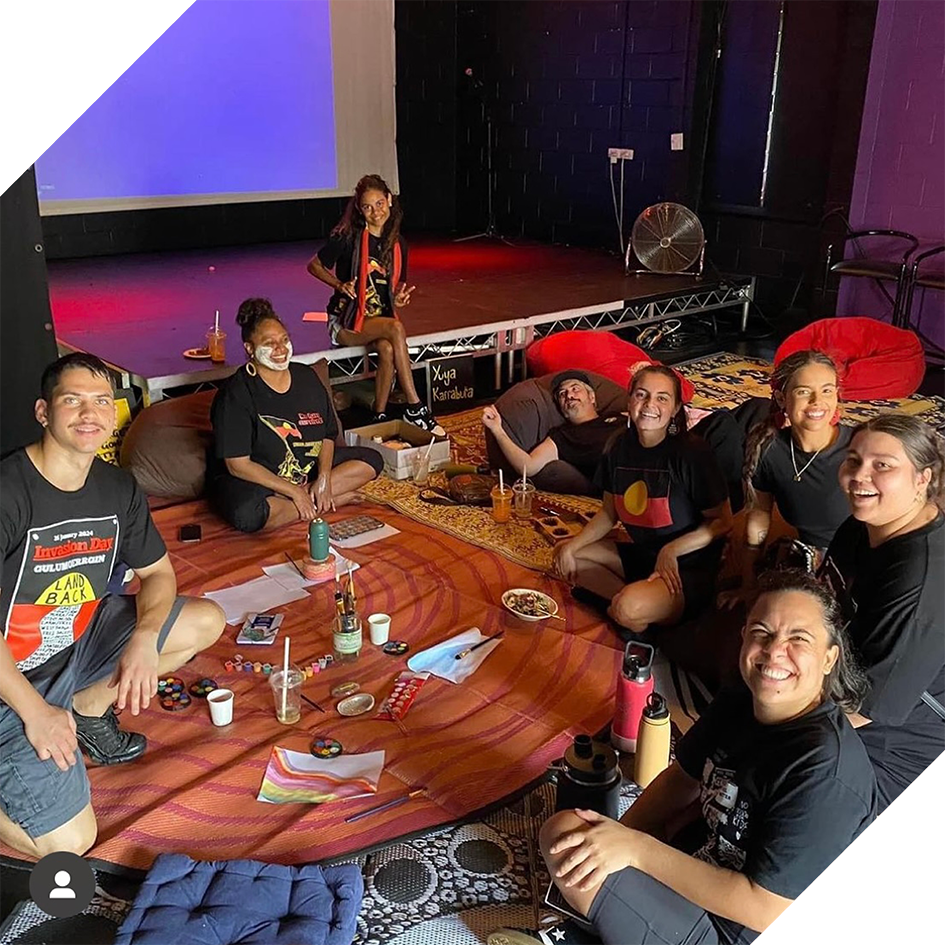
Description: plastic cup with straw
491,467,512,523
270,635,302,724
414,431,436,484
207,308,226,363
513,464,536,518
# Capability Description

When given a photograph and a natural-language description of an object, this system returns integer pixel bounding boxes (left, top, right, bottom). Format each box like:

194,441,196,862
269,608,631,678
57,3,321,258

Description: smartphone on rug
179,524,202,543
543,881,592,925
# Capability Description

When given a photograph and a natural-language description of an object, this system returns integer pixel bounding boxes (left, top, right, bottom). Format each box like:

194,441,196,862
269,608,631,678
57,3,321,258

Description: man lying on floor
0,353,225,858
482,370,623,486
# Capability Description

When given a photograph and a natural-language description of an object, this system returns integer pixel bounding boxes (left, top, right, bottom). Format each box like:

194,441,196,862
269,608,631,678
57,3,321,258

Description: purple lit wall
839,0,944,347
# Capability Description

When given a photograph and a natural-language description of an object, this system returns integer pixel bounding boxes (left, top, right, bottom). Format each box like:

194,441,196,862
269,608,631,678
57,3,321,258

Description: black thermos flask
554,734,622,820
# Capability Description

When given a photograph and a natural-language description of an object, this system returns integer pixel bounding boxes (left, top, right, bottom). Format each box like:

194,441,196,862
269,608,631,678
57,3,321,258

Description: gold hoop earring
245,361,257,377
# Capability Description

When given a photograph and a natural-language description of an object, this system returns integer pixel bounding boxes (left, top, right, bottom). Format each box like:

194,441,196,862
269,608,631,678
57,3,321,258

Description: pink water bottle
611,641,655,753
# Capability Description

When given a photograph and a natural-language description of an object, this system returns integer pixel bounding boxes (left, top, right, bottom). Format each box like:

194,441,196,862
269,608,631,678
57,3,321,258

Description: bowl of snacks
501,588,559,623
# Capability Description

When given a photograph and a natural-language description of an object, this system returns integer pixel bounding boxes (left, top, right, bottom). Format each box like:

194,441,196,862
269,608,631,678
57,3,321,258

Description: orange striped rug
2,502,621,870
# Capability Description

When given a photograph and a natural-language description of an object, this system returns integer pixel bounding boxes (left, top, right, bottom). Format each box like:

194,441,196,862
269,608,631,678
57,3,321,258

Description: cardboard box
345,420,450,480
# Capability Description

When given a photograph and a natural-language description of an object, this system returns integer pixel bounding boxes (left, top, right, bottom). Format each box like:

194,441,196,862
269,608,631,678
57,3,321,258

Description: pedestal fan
624,202,706,276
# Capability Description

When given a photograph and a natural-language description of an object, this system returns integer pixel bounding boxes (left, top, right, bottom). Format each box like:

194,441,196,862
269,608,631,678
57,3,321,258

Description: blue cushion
114,854,363,945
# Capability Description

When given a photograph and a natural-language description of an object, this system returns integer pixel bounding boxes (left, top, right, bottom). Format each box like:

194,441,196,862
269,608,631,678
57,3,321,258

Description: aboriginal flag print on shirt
1,451,165,678
598,427,729,552
5,516,119,671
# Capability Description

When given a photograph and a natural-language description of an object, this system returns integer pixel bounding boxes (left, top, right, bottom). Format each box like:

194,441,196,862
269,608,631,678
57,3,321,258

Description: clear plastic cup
412,451,431,485
269,665,303,724
206,328,226,363
512,481,536,518
490,485,512,523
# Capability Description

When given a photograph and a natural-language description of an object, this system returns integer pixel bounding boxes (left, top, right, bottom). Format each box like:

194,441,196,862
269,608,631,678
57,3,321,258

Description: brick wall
42,1,457,259
455,0,701,248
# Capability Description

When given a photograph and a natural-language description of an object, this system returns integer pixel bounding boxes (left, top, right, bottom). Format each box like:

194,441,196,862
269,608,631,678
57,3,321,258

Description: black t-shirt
211,363,339,485
547,414,622,480
0,450,166,680
317,231,408,320
676,686,876,944
820,514,945,805
752,426,853,548
598,427,728,553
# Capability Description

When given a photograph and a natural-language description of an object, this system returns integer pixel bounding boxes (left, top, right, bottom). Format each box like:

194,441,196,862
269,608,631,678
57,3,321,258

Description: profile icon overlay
29,852,95,918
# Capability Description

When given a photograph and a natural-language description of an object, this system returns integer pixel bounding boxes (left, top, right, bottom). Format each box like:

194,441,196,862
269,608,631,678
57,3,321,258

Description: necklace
790,437,823,482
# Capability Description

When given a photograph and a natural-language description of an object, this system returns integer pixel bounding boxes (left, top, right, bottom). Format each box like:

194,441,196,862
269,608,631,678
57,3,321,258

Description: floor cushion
774,317,925,400
485,370,625,494
526,330,695,402
121,360,343,500
114,854,363,945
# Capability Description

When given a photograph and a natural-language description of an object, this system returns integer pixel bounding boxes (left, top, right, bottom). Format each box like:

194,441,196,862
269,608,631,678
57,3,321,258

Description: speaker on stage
1,166,59,458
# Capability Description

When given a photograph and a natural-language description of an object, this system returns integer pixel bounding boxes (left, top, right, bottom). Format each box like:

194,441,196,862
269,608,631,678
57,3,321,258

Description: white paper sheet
262,547,361,591
407,628,502,684
203,576,309,626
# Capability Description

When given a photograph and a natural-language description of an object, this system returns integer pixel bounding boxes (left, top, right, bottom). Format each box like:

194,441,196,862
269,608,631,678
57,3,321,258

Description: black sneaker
372,411,390,424
403,402,445,436
488,922,602,945
74,706,147,765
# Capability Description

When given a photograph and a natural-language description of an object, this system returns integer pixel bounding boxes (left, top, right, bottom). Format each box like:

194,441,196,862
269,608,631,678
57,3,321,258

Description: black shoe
403,402,445,436
74,706,147,765
372,411,390,424
488,922,602,945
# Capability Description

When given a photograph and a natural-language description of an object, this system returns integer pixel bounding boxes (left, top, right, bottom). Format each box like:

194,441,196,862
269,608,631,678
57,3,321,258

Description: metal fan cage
625,202,706,276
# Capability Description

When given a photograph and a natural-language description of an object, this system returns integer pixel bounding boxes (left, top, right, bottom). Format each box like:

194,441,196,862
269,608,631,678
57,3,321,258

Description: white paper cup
368,612,391,646
207,688,234,726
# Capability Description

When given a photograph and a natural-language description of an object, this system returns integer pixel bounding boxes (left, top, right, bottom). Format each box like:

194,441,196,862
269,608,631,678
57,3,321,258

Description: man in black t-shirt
0,354,225,859
482,371,622,485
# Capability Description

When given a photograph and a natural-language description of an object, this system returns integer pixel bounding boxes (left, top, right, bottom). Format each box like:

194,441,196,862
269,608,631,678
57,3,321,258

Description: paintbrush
344,788,425,823
300,693,325,713
455,631,504,660
284,552,306,579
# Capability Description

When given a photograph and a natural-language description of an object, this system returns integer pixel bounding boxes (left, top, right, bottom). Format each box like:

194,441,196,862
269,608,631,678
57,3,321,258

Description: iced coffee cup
512,481,536,518
490,485,512,523
207,328,226,363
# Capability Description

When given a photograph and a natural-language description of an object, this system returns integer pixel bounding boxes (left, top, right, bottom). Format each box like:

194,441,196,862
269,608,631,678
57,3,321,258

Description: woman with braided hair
306,174,442,434
720,350,850,608
820,413,945,810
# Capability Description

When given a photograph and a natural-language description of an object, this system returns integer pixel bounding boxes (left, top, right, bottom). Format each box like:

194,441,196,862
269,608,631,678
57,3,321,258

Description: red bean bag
774,318,925,400
526,330,695,402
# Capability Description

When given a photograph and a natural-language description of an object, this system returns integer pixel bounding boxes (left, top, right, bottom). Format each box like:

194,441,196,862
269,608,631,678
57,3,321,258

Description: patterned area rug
358,353,945,573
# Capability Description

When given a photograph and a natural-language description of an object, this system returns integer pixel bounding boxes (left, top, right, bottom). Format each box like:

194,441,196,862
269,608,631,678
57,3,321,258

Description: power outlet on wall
670,133,684,151
607,147,634,161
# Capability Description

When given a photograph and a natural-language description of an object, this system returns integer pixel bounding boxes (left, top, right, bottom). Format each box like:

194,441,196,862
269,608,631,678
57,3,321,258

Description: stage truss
76,276,753,404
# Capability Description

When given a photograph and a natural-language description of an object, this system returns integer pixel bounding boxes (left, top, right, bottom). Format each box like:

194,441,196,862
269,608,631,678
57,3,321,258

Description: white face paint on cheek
255,340,293,371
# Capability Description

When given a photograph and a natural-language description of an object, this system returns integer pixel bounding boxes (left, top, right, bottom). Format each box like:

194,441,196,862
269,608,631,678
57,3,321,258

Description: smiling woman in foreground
820,413,945,810
491,570,877,945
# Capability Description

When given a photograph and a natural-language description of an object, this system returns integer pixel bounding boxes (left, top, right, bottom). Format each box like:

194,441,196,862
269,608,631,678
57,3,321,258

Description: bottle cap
622,641,654,682
643,692,670,720
573,734,593,759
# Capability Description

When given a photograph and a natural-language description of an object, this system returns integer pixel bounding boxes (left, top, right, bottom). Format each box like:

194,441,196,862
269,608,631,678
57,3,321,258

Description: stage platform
49,239,753,403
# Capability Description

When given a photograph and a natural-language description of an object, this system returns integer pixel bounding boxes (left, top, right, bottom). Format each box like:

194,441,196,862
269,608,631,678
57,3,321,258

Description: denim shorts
0,594,183,840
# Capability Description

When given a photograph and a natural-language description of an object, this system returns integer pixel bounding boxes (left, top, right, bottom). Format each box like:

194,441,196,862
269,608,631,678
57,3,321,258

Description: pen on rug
345,788,426,823
300,694,325,713
284,553,306,579
455,631,504,660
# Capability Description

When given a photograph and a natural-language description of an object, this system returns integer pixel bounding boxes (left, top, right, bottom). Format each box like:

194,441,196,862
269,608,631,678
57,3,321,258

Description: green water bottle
309,518,330,562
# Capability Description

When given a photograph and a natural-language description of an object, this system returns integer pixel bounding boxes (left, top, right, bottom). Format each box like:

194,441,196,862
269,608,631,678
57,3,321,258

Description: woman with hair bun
821,413,945,810
209,298,383,533
721,350,850,607
307,174,442,434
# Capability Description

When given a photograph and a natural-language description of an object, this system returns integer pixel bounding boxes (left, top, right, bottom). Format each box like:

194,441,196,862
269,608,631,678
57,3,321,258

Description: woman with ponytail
820,413,945,810
722,351,850,607
307,174,442,434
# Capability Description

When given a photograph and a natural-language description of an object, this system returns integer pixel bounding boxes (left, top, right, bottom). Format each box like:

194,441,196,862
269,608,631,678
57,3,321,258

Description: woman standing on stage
721,350,851,608
210,298,383,533
554,365,732,637
820,413,945,810
306,174,442,433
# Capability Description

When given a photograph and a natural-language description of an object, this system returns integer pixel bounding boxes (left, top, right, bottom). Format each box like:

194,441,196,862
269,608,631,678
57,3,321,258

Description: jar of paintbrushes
332,563,362,662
